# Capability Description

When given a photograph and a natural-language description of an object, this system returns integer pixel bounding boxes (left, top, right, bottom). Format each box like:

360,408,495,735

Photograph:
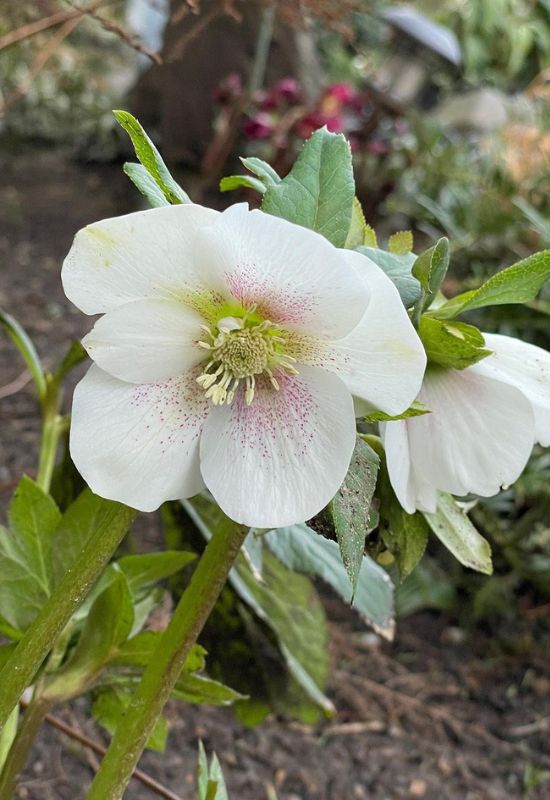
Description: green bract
419,317,492,370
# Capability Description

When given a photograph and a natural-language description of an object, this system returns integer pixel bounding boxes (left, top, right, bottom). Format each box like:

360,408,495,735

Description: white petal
407,367,534,500
381,420,437,514
82,299,205,384
70,365,210,511
312,253,426,415
191,204,369,339
199,366,356,528
474,333,550,446
62,204,219,314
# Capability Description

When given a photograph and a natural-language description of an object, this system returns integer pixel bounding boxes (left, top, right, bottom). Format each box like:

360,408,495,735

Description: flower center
196,315,297,406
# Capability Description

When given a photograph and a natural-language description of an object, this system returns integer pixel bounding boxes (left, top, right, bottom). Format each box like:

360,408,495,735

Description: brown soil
1,147,549,800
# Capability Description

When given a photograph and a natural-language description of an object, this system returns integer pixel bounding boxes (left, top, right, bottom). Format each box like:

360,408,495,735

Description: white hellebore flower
62,203,426,527
382,333,550,514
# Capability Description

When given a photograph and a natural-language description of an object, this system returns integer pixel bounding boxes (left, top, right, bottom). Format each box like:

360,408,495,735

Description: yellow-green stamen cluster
196,315,298,405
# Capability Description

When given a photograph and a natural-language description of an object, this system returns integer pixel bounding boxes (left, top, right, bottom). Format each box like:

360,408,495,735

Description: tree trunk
131,0,321,165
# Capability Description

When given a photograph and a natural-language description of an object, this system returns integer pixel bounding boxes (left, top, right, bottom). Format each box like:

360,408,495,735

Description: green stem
0,696,52,799
35,373,70,493
0,505,135,730
85,524,248,800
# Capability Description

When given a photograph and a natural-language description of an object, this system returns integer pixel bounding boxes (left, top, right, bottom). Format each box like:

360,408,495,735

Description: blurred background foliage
1,0,550,680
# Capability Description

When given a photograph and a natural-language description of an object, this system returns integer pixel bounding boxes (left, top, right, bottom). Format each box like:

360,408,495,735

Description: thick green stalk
0,505,136,730
86,523,248,800
0,696,52,799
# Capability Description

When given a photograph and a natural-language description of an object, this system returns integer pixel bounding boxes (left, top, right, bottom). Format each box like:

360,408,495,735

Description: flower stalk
0,696,52,800
85,522,248,800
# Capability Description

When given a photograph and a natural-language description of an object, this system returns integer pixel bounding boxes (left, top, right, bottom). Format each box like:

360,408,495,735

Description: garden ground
1,147,549,800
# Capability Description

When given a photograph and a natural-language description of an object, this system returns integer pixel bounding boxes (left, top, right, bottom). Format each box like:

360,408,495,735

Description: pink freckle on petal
225,263,317,324
129,369,210,453
224,372,317,463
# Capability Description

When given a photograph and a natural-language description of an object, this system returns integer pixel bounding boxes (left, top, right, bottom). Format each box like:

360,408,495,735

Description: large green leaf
51,490,133,584
92,687,168,752
264,524,394,638
117,551,196,596
174,673,244,706
114,110,190,204
326,436,380,594
418,317,492,370
184,497,333,719
0,478,61,630
110,631,243,706
46,570,134,700
262,127,355,247
423,493,493,574
431,249,550,319
357,247,420,307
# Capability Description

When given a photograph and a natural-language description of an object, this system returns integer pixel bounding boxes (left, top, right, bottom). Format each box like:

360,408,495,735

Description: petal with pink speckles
62,204,219,315
191,204,369,339
70,365,210,511
199,365,356,528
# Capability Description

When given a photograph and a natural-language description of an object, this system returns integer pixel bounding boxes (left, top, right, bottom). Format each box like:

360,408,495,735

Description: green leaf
264,524,394,638
198,741,209,799
198,743,229,800
395,558,456,617
423,493,493,574
0,706,18,773
240,156,281,188
47,570,134,699
388,230,413,255
0,478,61,630
418,317,492,370
114,110,190,204
0,309,46,400
379,504,429,582
431,249,550,319
411,238,450,311
51,490,133,585
53,340,88,384
361,401,430,423
173,673,245,706
262,127,355,247
117,551,196,596
357,247,420,307
219,174,266,194
93,687,168,752
345,197,368,248
184,497,332,719
111,631,205,671
123,162,170,208
327,437,380,595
